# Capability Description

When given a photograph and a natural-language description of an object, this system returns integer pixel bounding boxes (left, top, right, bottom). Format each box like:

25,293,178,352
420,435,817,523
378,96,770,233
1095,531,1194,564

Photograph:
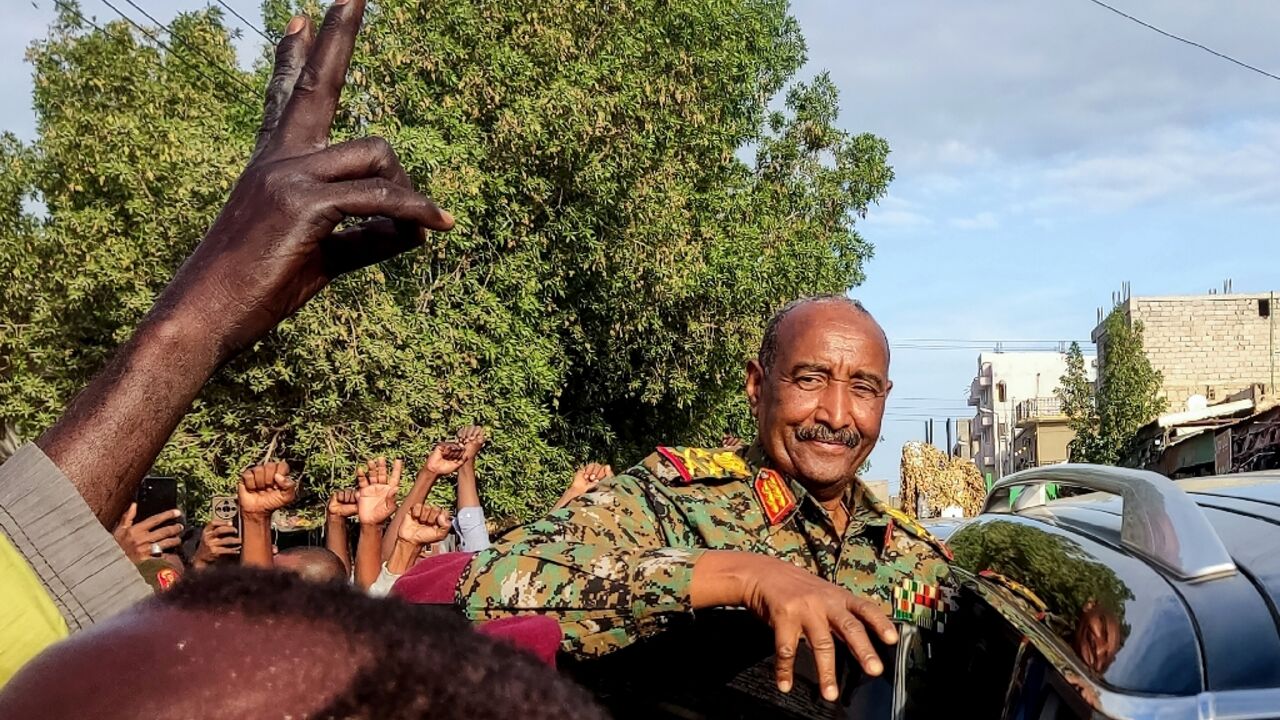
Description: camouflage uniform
456,445,954,657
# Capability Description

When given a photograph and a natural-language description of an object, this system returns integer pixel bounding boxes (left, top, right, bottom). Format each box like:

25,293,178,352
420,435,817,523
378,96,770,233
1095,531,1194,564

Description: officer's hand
693,551,898,703
156,0,453,358
748,559,897,700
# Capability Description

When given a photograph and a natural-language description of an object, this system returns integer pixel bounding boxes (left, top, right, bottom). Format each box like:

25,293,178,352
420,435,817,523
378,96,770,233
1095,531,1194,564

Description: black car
568,464,1280,719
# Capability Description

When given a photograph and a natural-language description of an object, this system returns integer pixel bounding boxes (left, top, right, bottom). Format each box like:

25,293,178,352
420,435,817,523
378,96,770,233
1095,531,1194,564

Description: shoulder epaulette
641,446,753,486
879,503,955,561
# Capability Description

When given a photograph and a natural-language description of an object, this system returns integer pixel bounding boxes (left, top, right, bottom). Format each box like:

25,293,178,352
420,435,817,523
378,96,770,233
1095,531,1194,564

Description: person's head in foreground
276,546,348,583
0,568,606,720
747,294,892,498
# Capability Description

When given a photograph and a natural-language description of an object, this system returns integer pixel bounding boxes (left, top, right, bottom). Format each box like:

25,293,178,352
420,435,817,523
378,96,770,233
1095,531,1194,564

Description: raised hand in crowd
453,426,492,552
112,503,184,563
190,520,241,570
357,457,402,525
553,462,615,510
427,441,469,476
0,0,456,686
328,488,359,519
382,441,467,561
31,0,454,529
388,503,453,575
721,433,746,451
325,488,359,573
354,457,402,588
457,425,488,462
237,461,296,569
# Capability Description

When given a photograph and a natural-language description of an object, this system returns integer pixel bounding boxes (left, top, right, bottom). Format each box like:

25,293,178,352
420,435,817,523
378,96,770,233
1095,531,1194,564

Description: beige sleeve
0,444,152,632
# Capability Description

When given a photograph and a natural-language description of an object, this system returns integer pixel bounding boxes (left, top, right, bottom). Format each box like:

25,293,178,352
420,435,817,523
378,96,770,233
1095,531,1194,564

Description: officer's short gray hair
757,295,882,374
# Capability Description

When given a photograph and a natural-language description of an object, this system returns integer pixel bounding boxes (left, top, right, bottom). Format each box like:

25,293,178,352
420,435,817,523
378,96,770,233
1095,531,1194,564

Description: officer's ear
745,360,764,419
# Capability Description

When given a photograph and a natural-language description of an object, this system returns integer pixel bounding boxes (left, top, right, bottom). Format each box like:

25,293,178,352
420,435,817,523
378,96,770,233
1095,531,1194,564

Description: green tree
1058,341,1104,462
1057,312,1166,465
0,1,890,521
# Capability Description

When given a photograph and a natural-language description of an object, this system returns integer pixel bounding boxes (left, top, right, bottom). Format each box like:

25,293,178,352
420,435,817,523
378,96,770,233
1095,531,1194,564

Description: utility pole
945,418,953,456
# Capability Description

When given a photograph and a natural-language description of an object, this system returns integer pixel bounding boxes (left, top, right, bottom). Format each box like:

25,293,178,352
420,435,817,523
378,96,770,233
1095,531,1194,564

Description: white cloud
949,211,999,230
791,0,1280,175
1033,120,1280,211
862,194,933,229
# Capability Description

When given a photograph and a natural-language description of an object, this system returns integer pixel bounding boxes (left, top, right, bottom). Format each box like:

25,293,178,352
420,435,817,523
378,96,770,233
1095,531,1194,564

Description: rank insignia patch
655,446,753,485
753,468,797,525
893,578,957,633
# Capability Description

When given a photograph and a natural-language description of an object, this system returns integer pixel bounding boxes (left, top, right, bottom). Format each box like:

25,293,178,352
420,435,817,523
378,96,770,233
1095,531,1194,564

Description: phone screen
136,476,180,525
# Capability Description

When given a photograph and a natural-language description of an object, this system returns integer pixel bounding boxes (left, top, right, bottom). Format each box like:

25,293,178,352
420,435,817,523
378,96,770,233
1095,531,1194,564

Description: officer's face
746,303,891,498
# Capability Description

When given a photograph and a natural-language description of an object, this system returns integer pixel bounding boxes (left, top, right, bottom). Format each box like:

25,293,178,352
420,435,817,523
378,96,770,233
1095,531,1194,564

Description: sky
5,1,1280,487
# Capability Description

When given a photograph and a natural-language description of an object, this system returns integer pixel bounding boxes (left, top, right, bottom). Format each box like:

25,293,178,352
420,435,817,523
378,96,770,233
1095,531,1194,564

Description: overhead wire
1083,0,1280,83
58,0,251,111
111,0,259,97
210,0,273,43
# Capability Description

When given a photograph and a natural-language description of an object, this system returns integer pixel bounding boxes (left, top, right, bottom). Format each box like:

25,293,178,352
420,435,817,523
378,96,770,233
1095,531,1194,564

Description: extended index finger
274,0,367,153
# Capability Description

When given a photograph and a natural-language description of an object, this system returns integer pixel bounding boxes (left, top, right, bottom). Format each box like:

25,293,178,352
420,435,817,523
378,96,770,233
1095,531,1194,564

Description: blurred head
747,296,891,500
0,568,607,720
275,546,347,583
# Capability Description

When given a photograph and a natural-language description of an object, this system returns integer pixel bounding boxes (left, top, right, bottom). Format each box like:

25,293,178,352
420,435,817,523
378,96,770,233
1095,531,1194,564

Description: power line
115,0,258,97
1083,0,1280,83
210,0,272,43
71,0,250,109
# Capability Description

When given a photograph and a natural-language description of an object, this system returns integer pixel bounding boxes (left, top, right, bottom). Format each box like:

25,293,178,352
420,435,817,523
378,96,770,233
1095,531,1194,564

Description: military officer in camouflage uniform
456,295,954,702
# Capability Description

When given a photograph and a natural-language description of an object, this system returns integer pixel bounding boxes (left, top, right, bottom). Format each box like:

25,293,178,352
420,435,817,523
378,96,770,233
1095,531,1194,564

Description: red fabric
476,615,563,668
391,551,473,604
392,552,562,668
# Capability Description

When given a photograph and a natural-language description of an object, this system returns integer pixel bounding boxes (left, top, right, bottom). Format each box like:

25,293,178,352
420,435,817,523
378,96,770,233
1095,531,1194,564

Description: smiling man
456,295,954,702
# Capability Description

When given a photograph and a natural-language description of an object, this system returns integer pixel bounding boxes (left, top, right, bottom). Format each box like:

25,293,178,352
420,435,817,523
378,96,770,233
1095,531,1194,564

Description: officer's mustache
794,425,861,449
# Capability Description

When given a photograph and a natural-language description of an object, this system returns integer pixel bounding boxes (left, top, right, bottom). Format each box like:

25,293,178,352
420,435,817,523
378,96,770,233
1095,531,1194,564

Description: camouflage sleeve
455,470,703,657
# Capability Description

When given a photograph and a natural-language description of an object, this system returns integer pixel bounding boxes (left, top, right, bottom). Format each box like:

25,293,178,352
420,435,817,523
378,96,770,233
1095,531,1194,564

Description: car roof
1002,471,1280,694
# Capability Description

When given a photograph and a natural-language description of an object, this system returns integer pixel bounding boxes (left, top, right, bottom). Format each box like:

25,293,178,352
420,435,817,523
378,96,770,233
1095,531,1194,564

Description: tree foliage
0,1,890,520
1058,311,1166,465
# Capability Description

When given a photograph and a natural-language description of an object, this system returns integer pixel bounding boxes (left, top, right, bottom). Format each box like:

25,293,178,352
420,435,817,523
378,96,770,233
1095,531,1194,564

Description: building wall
1094,293,1279,409
953,419,974,460
968,351,1096,480
1034,423,1075,465
1011,422,1075,470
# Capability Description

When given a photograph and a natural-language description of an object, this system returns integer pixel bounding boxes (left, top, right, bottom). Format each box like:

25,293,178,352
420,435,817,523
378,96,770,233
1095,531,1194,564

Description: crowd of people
110,425,620,599
0,0,940,716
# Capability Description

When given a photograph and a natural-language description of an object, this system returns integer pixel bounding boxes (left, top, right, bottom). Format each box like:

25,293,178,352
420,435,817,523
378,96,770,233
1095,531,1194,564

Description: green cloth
0,532,69,687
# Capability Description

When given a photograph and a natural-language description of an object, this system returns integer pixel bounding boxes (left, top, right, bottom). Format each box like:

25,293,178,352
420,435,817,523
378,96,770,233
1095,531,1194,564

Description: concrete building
952,418,974,460
967,351,1097,483
1011,397,1076,471
1092,291,1279,410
